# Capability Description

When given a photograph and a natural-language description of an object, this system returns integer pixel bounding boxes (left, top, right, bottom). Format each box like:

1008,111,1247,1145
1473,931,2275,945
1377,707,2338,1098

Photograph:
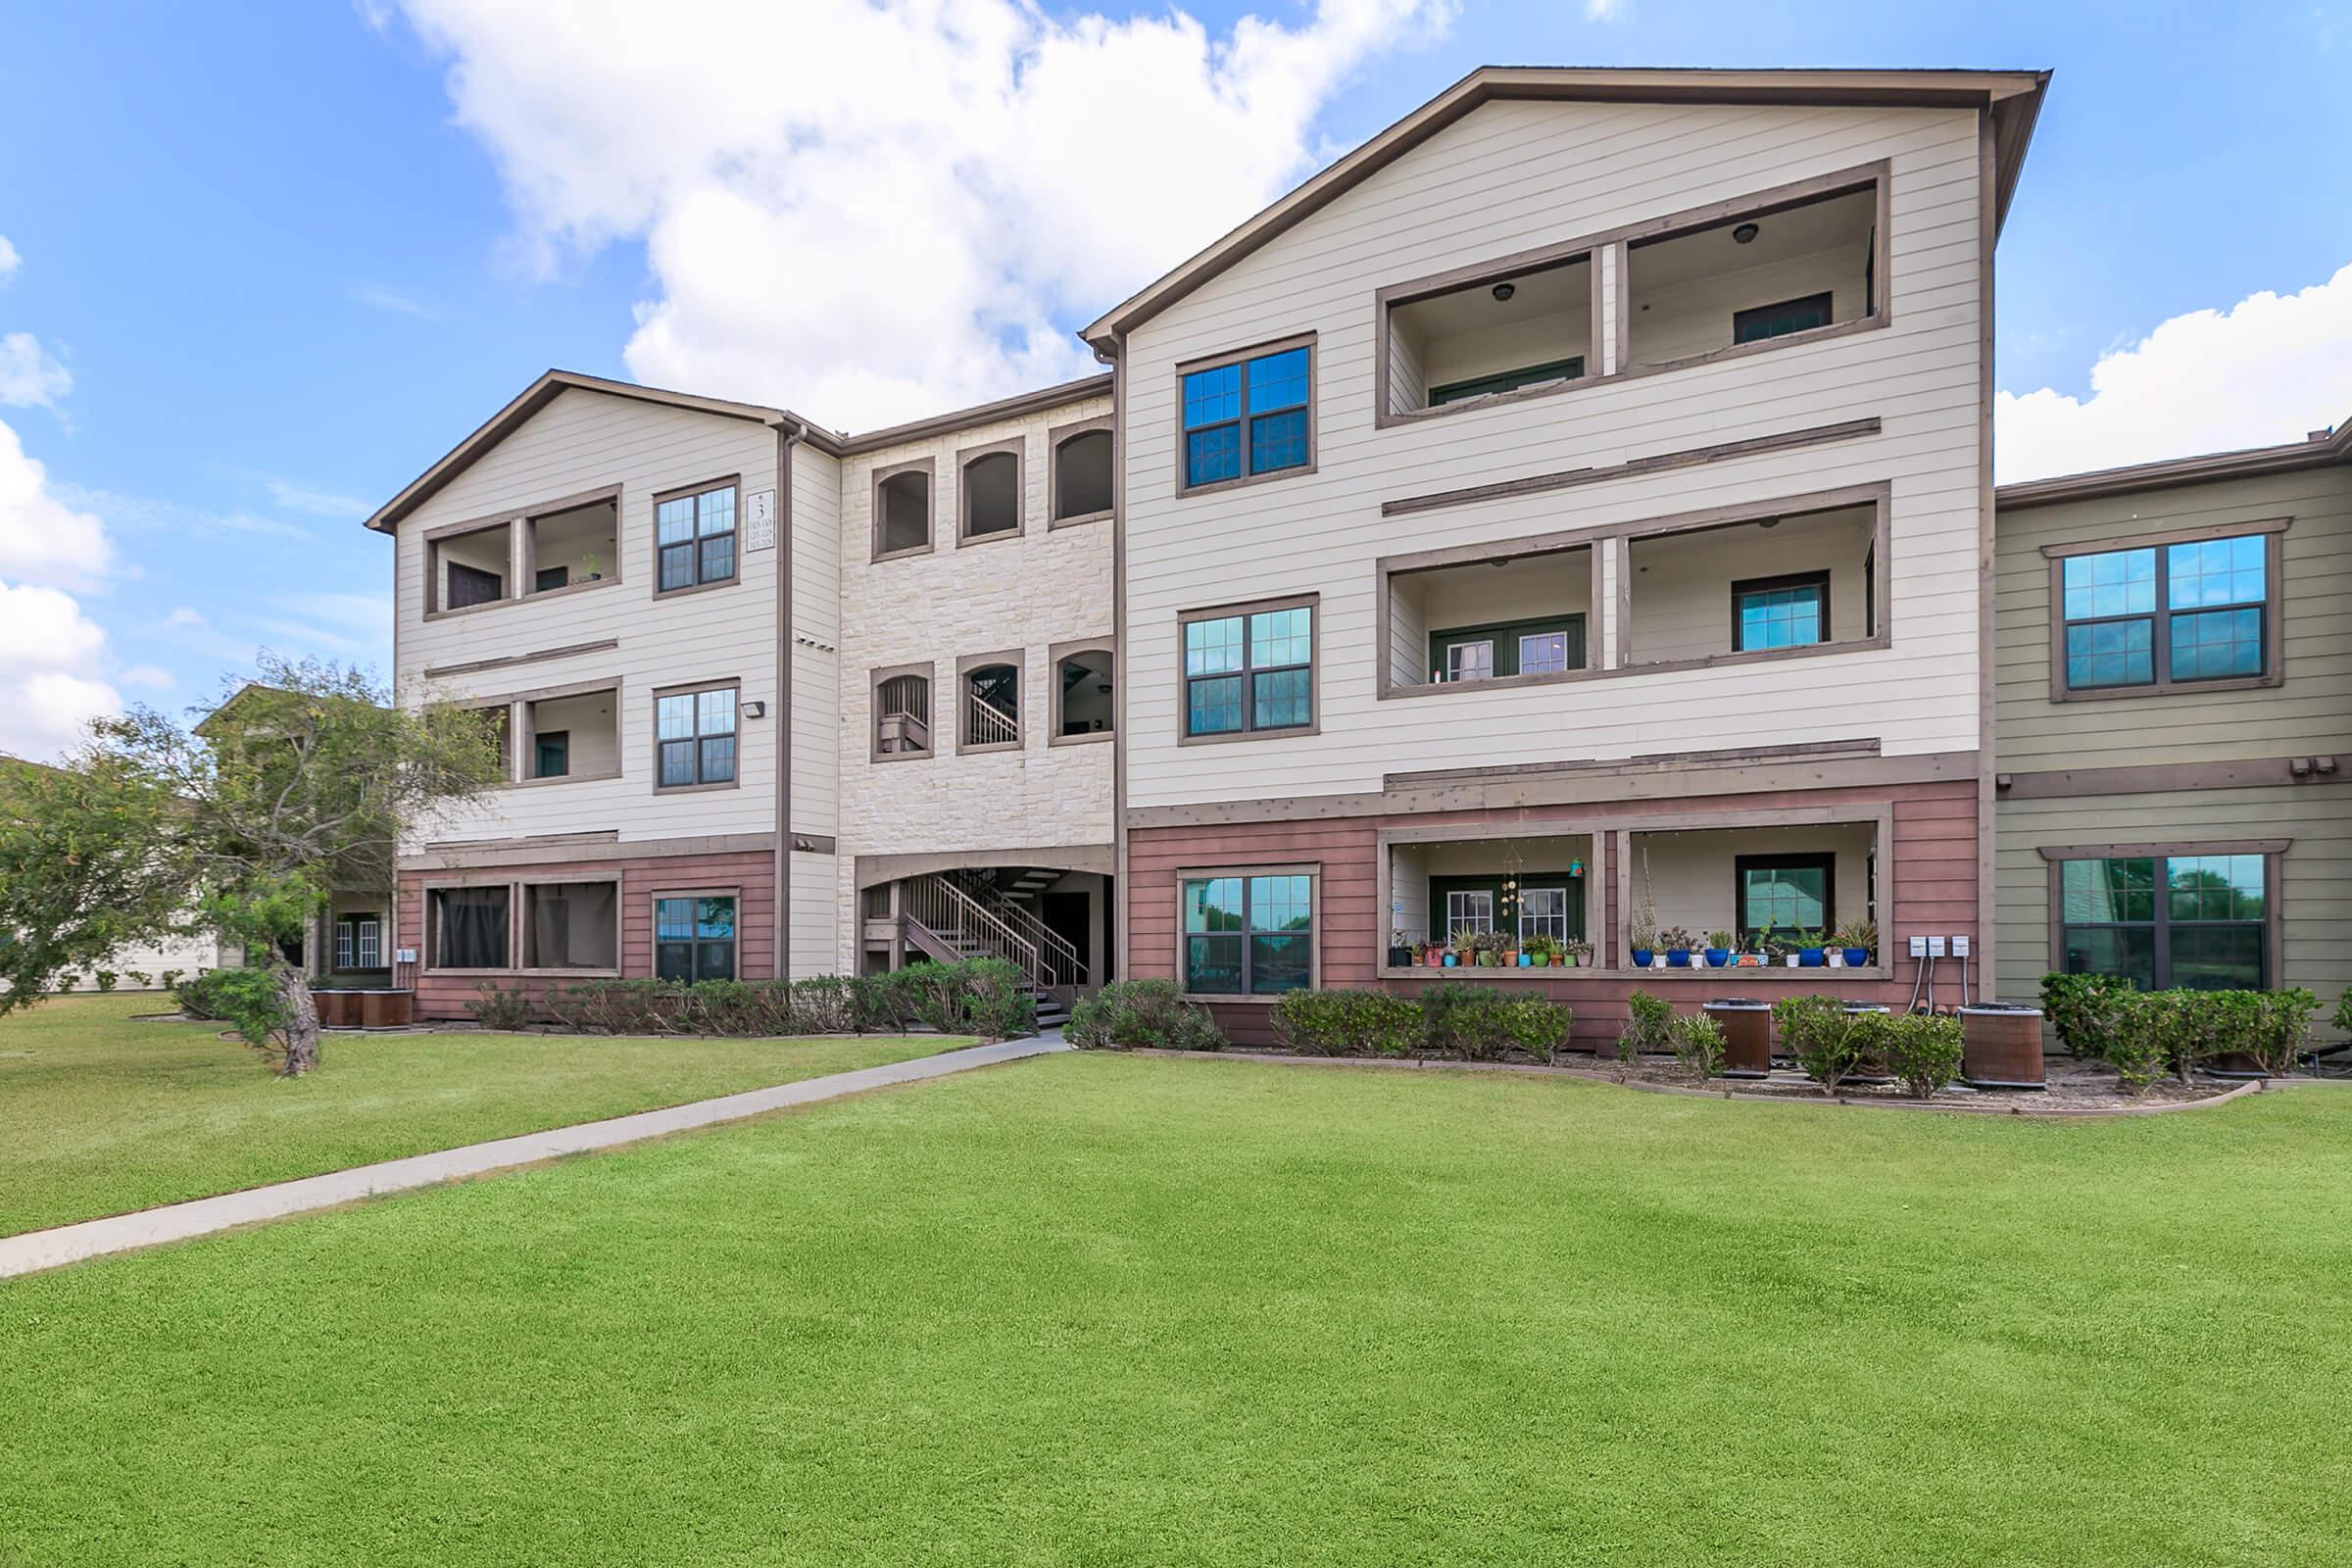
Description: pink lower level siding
396,850,777,1020
1126,778,1980,1050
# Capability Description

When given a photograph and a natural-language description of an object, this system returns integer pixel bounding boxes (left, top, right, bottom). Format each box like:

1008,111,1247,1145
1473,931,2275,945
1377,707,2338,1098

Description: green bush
94,969,119,993
788,975,857,1034
545,979,681,1035
1417,983,1571,1062
1672,1012,1726,1080
1772,994,1863,1097
2232,988,2318,1076
2102,991,2178,1093
1870,1012,1964,1100
1621,990,1676,1059
464,981,532,1031
2335,986,2352,1038
1065,978,1226,1052
175,967,258,1022
2039,972,2132,1059
849,968,930,1033
956,957,1038,1043
1271,989,1423,1056
173,965,289,1052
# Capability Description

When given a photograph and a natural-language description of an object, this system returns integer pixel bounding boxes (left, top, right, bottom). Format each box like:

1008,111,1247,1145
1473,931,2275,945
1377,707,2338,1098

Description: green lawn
4,1053,2350,1565
0,993,958,1236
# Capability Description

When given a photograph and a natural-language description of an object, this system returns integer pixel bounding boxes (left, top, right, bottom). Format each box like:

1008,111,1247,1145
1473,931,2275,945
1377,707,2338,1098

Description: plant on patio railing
1064,979,1226,1052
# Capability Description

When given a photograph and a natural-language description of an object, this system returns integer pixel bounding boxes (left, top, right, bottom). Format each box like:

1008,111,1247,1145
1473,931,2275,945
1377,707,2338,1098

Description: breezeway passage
0,1035,1066,1278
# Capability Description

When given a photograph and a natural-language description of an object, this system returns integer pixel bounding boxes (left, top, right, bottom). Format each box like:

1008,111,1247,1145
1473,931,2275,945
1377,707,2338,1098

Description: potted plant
1523,934,1554,967
581,550,604,582
1564,938,1591,969
1703,929,1735,968
1628,923,1658,969
1388,928,1414,969
1660,925,1694,968
1794,927,1827,967
1833,918,1876,969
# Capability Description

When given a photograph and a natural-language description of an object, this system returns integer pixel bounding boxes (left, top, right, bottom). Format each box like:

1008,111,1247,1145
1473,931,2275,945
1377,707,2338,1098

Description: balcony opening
435,522,511,611
876,468,931,556
1625,501,1877,666
1053,428,1112,520
1389,542,1592,689
526,494,618,593
961,450,1020,540
523,880,619,971
1055,648,1113,737
1388,834,1594,965
1622,821,1879,965
525,689,616,780
1625,182,1877,368
1386,253,1592,416
874,670,931,757
962,662,1020,749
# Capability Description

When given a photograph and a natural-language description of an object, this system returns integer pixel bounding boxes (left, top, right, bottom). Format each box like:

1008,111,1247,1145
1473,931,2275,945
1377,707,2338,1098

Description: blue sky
1,0,2347,759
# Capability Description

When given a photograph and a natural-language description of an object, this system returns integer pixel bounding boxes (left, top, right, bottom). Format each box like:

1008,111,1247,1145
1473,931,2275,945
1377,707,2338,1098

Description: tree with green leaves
0,656,505,1073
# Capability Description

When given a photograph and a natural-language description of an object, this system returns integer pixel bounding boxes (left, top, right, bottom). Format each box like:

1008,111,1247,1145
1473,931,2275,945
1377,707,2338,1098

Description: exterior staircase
899,871,1081,1031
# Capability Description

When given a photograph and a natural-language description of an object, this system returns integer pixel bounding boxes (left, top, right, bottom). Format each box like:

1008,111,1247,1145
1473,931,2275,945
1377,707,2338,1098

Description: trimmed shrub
94,970,119,993
1065,979,1225,1052
1672,1012,1726,1080
1271,989,1423,1056
957,957,1038,1043
1871,1012,1963,1100
1418,983,1572,1062
545,979,681,1035
2102,990,2177,1094
175,967,259,1022
2228,988,2319,1076
1620,990,1676,1064
849,968,930,1034
2039,972,2132,1059
788,975,857,1034
1772,994,1862,1097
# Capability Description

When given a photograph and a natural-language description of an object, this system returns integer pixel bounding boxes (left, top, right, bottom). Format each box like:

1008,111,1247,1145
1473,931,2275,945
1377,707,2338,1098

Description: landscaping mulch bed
1126,1047,2271,1115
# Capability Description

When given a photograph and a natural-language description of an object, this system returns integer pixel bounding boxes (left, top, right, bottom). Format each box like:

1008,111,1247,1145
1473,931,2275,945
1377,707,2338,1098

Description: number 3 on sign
746,488,776,551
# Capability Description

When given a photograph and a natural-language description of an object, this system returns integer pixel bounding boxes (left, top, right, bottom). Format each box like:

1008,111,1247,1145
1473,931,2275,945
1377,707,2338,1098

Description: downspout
772,416,808,979
1103,334,1128,980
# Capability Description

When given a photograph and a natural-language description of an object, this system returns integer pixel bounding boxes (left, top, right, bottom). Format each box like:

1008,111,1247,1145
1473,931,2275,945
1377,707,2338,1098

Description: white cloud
263,477,370,517
387,0,1453,428
0,235,20,284
51,482,310,541
1997,262,2352,483
0,580,121,760
164,607,208,629
0,416,112,589
349,281,441,320
119,662,176,690
0,331,72,411
1584,0,1625,18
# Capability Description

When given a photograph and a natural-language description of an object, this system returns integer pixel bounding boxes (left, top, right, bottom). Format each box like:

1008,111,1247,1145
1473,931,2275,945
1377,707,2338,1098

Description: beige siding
1994,466,2352,766
831,394,1117,972
395,388,784,848
1995,785,2352,1038
1120,99,1988,811
791,440,844,842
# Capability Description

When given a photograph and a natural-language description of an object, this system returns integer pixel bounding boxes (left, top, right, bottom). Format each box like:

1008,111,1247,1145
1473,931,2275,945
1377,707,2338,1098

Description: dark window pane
1741,865,1827,934
699,735,736,783
697,941,736,981
1251,667,1311,729
660,739,697,787
2169,607,2262,681
2169,924,2264,991
1185,933,1244,994
2059,925,2156,990
656,941,694,981
534,565,569,593
1187,674,1243,736
660,542,697,592
1250,933,1311,994
1186,425,1241,487
434,887,511,969
1248,409,1308,473
2064,618,2154,689
2168,855,2264,922
447,563,503,609
534,732,568,779
1732,292,1832,344
2061,858,2155,923
698,534,736,584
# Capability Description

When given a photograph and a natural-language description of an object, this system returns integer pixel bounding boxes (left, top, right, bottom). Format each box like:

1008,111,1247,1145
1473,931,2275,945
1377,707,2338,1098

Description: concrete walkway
1,1033,1069,1281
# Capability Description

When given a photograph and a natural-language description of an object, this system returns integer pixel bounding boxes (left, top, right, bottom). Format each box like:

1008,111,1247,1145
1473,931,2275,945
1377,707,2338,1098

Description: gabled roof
1995,416,2351,510
1081,65,2050,351
364,367,1115,534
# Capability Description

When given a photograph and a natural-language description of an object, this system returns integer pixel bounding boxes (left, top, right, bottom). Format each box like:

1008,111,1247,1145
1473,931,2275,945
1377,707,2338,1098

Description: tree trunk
273,960,321,1076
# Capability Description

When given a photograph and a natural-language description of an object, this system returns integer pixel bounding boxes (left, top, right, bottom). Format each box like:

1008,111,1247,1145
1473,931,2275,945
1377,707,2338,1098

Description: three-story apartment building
359,64,2343,1050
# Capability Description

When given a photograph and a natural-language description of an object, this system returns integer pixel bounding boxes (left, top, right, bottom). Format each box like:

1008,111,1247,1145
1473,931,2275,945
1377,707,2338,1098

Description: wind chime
1500,840,1526,929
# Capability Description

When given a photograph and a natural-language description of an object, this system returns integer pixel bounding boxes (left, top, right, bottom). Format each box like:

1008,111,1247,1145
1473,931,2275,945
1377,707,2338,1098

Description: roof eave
1996,418,2351,510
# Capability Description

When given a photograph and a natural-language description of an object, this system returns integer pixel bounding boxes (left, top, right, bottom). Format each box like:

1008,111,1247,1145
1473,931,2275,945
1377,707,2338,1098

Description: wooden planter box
1961,1003,2045,1088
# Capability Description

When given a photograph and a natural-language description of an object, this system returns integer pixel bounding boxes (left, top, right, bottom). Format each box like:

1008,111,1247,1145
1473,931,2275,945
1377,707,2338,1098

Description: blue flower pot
1631,949,1654,967
1442,954,1457,967
1704,948,1731,967
1842,948,1870,967
1517,954,1532,967
1799,948,1826,967
1666,949,1691,968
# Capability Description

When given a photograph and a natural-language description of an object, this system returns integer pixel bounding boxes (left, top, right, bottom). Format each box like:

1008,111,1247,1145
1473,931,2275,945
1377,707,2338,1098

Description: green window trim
1428,357,1587,406
1428,874,1586,944
1427,614,1586,683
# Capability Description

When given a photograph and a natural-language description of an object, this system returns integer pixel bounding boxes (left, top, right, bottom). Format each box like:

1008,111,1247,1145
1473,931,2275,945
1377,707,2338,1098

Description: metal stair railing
964,693,1019,748
904,873,1042,984
947,870,1082,991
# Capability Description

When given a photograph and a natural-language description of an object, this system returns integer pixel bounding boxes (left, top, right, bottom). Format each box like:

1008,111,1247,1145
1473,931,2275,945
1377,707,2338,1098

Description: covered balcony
1624,178,1881,370
1383,251,1593,416
517,687,618,784
1386,542,1593,693
1617,814,1886,977
1623,499,1881,669
1379,831,1600,975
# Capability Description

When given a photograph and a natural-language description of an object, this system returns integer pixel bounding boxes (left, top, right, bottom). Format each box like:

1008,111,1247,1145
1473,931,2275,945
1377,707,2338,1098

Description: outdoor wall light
1492,281,1516,302
740,700,766,718
1733,221,1760,244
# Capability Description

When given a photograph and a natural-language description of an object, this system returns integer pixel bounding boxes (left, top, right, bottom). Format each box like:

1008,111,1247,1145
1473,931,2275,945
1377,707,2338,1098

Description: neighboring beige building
1993,421,2352,1032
